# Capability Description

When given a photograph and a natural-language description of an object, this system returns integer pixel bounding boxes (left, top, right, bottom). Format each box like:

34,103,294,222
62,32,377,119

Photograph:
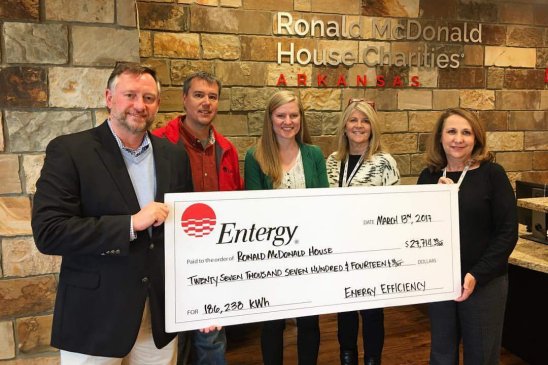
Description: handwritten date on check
164,184,461,332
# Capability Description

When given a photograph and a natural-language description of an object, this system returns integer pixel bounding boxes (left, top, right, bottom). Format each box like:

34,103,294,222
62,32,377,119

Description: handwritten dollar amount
405,238,444,249
203,297,270,315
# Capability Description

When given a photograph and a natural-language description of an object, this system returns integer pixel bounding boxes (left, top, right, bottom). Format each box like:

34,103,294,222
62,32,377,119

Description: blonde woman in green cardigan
244,90,328,365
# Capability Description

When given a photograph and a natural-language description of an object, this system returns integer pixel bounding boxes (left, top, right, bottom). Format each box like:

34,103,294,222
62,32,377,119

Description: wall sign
276,12,482,69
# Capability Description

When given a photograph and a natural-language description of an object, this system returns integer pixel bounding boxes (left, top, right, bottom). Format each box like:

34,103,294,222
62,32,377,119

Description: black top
338,154,363,187
417,162,518,285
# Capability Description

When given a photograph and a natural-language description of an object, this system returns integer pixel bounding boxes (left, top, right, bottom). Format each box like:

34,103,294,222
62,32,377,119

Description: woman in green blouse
244,90,328,365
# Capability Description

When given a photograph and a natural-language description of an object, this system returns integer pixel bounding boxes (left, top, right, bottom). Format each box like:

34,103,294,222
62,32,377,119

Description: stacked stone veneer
139,0,548,188
0,0,139,362
0,0,547,363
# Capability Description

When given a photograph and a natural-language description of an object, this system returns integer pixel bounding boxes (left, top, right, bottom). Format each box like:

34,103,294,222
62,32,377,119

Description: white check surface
165,184,461,332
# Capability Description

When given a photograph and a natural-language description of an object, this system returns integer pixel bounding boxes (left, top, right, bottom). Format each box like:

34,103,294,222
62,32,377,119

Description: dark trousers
261,316,320,365
337,308,384,358
429,274,508,365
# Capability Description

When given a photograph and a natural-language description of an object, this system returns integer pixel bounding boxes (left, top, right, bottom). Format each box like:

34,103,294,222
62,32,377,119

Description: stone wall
137,0,548,186
0,0,138,362
0,0,547,362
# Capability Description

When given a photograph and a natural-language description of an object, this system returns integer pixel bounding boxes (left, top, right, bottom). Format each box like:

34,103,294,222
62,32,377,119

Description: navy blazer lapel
93,122,141,213
150,133,171,202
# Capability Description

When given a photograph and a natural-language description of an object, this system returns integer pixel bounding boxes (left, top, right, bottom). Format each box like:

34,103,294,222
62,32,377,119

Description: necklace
442,160,473,189
342,153,366,187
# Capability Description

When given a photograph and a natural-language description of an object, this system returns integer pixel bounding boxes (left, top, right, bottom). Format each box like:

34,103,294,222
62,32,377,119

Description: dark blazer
31,122,193,357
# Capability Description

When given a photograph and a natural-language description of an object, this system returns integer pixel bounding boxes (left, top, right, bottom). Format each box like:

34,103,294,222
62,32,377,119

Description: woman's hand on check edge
455,273,476,302
438,177,454,185
199,326,223,333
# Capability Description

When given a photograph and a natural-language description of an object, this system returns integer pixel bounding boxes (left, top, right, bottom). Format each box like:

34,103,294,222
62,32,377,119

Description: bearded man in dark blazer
32,63,193,364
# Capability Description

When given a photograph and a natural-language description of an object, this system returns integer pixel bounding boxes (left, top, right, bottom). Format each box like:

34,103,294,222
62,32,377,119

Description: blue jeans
177,329,227,365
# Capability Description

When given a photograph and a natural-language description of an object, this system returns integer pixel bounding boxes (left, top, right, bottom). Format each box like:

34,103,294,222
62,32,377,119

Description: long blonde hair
254,90,311,187
425,108,493,172
333,100,383,161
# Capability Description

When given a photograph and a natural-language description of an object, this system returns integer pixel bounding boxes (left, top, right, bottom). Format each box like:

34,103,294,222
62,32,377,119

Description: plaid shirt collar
180,117,216,150
107,119,151,157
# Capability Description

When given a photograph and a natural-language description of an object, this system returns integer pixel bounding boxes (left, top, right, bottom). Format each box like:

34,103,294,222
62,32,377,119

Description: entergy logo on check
181,203,216,238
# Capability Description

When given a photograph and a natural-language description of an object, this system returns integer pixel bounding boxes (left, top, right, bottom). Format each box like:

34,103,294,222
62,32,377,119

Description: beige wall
0,0,547,362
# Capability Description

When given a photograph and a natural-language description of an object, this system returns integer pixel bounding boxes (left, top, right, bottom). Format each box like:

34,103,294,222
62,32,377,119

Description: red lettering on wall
336,75,348,87
545,68,548,83
274,73,420,88
297,73,307,86
317,74,327,87
276,73,287,86
376,75,385,87
392,76,403,88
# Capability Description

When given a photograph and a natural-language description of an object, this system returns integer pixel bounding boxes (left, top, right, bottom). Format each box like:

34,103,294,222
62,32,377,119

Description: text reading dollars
216,223,298,247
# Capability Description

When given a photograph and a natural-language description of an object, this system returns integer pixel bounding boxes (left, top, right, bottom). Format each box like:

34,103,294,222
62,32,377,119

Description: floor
224,304,527,364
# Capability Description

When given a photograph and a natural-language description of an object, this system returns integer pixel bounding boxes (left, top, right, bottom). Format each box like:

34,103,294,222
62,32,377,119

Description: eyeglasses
347,98,376,110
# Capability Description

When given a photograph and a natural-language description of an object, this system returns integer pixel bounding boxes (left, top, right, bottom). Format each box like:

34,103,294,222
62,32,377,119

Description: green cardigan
244,144,329,190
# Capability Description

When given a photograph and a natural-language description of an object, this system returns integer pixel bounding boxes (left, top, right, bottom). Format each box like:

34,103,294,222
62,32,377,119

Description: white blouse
278,149,306,189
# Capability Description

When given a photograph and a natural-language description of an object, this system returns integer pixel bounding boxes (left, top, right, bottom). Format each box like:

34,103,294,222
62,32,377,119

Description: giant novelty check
164,184,461,332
